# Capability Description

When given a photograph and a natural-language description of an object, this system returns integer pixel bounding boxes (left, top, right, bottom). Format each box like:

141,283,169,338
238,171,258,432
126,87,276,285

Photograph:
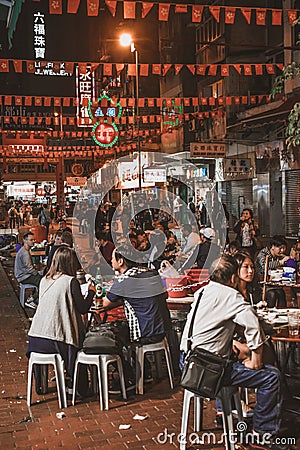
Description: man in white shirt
181,255,289,450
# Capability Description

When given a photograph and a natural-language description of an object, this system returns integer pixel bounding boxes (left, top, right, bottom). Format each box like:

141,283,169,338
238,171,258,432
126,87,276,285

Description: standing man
14,232,42,309
181,255,289,450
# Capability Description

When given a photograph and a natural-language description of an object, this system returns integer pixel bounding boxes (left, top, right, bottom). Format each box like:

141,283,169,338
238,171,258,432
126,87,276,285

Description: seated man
14,232,42,309
102,243,179,379
255,235,290,308
181,255,289,450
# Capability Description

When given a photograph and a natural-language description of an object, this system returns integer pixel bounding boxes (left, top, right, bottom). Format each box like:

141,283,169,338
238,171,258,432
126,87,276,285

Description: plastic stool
133,337,174,395
27,352,67,409
72,351,127,410
180,386,243,450
20,283,36,308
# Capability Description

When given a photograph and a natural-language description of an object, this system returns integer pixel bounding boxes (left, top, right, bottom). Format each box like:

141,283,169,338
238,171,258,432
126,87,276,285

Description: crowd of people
10,195,298,450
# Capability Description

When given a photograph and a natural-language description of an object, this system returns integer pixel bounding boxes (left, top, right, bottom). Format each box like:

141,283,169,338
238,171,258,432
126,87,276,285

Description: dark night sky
0,1,160,97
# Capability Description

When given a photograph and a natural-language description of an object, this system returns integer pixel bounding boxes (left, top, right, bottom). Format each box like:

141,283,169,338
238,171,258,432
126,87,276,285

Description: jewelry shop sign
190,142,226,158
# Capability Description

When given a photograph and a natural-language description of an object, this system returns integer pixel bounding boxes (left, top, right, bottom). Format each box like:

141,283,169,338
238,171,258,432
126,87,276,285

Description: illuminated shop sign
76,66,95,127
89,93,122,147
33,12,45,59
92,122,119,147
143,168,167,183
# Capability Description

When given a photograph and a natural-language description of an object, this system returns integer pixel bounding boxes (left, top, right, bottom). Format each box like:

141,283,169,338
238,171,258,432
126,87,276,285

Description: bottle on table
95,267,103,298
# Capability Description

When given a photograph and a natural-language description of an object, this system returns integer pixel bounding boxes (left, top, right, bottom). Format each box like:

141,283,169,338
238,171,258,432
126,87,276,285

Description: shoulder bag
82,320,130,355
180,289,233,398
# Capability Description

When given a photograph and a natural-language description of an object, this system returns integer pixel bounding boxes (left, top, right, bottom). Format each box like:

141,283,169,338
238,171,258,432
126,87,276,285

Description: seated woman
27,246,95,396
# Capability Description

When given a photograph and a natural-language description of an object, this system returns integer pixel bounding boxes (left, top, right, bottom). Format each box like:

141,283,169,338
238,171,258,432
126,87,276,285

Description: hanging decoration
46,1,299,27
88,93,122,147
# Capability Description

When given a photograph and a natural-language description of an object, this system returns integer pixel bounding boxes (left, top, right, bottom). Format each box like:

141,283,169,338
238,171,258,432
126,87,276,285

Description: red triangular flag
162,64,172,76
255,64,263,75
208,65,217,76
116,63,124,73
63,98,71,106
225,8,236,24
221,65,229,76
65,62,74,74
54,97,61,106
103,63,112,75
138,98,145,108
256,9,266,26
287,10,297,25
105,0,117,16
158,4,170,21
240,8,252,25
196,65,206,75
174,64,183,75
87,0,99,16
67,0,80,13
49,0,62,14
78,63,87,74
209,6,220,22
276,64,284,71
0,60,9,72
186,65,195,75
250,96,256,104
152,64,161,75
127,64,136,76
272,10,282,26
26,61,36,73
4,95,12,106
13,60,22,72
266,64,275,74
192,5,203,23
15,96,22,105
35,97,42,106
244,64,252,75
233,64,241,74
175,4,187,13
148,98,154,107
141,2,153,18
124,2,136,19
44,97,51,106
25,96,32,106
139,64,149,76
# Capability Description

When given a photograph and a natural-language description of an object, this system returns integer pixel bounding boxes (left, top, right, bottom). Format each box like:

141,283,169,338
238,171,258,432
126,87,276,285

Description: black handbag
180,289,233,399
82,321,130,355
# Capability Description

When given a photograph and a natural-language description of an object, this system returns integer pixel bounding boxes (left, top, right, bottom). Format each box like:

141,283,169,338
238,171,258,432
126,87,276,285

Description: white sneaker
25,297,37,309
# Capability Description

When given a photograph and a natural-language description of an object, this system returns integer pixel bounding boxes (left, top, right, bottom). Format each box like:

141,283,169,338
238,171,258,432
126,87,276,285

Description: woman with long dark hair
27,246,95,396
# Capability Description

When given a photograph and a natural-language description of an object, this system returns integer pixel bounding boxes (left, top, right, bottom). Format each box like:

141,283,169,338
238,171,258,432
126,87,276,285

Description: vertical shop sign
33,12,46,59
76,66,95,127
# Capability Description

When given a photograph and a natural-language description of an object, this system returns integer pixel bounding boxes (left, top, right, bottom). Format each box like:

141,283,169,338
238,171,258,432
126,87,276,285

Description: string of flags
0,59,284,76
43,0,299,26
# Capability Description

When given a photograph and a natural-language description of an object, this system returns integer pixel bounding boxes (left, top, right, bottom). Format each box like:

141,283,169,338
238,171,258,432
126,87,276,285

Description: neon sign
89,93,122,147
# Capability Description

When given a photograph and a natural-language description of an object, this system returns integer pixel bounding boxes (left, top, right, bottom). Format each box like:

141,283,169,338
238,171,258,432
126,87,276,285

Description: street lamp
120,33,141,190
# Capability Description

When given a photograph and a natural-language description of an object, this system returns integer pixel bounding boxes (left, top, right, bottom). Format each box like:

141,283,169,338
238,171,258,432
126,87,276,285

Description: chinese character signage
89,93,122,147
76,66,95,127
33,12,45,59
190,142,226,158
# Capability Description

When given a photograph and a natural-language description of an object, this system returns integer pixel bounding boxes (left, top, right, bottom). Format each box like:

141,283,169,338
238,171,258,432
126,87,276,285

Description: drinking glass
288,311,300,336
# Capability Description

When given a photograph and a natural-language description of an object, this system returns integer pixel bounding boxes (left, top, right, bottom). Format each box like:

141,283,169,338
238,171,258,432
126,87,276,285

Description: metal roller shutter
230,180,253,220
285,170,300,237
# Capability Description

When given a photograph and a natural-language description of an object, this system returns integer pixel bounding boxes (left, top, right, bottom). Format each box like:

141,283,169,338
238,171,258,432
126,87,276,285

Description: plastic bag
159,260,180,279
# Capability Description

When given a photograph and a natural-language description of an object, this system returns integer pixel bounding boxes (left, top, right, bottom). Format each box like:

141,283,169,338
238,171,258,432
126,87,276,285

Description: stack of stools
72,351,127,410
180,386,243,450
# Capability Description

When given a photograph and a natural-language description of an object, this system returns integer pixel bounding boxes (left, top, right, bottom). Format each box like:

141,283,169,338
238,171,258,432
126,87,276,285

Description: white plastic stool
72,351,127,410
180,386,243,450
27,352,67,409
133,337,174,395
20,283,36,307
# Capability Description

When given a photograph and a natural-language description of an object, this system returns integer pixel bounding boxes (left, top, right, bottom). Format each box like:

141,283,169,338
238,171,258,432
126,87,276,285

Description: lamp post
120,33,142,190
54,107,65,213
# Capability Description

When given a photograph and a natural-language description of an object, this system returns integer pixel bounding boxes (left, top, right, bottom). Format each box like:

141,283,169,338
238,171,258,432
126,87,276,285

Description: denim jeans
229,362,283,436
